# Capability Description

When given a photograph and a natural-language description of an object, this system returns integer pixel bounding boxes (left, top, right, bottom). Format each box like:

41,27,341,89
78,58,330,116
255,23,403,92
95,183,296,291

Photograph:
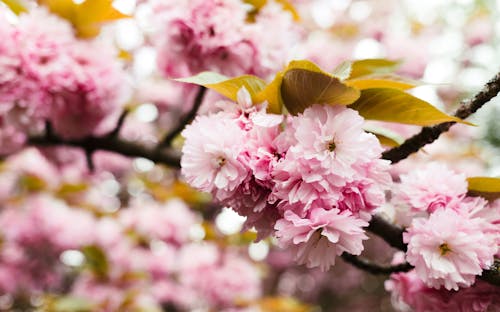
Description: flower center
439,243,452,256
328,141,336,152
216,156,226,167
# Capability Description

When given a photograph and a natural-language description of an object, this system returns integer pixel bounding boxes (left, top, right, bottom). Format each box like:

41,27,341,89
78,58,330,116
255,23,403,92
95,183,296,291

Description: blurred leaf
467,177,500,200
258,297,315,312
331,60,352,80
81,245,108,279
349,88,470,126
38,0,129,38
175,72,267,102
51,296,94,312
345,74,421,90
56,183,88,197
18,174,46,192
1,0,28,14
348,59,401,79
280,60,360,115
244,0,300,21
363,124,404,147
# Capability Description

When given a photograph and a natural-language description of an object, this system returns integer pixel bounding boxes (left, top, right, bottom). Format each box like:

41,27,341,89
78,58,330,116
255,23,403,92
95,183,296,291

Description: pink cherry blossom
403,208,498,290
275,208,368,271
181,113,249,197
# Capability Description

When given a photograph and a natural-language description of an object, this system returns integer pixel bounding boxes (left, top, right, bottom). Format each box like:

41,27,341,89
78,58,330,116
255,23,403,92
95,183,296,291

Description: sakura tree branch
159,86,207,148
382,71,500,163
341,253,413,274
28,134,181,168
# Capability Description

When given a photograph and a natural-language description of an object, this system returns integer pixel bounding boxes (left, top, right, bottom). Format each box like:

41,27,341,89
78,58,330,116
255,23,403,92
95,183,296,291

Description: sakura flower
181,113,249,197
394,162,468,215
403,208,498,290
275,208,368,271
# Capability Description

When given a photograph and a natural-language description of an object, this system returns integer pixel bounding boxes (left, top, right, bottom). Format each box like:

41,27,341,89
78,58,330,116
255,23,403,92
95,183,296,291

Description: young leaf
280,60,360,115
345,74,420,90
349,88,470,126
38,0,129,38
244,0,300,21
348,59,401,79
467,177,500,201
331,60,352,80
82,245,109,278
254,71,285,114
363,124,404,147
175,72,267,102
1,0,28,14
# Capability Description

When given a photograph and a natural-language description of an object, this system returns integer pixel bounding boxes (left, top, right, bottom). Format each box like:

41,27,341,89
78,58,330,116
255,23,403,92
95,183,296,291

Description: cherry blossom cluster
0,150,261,311
0,8,129,154
181,88,392,271
384,164,500,309
151,0,302,78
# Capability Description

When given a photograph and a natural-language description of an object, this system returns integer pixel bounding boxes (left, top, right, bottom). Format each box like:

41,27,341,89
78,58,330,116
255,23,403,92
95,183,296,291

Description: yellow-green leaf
467,177,500,201
254,71,284,114
82,245,108,278
331,60,352,80
363,124,404,147
38,0,129,38
349,88,470,126
346,74,420,90
245,0,300,21
175,72,267,102
1,0,28,14
349,59,401,79
280,60,360,115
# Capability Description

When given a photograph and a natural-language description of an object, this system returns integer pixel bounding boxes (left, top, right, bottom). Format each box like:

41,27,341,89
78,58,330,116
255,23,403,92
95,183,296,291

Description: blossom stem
159,86,207,148
28,134,182,168
382,71,500,163
341,253,413,274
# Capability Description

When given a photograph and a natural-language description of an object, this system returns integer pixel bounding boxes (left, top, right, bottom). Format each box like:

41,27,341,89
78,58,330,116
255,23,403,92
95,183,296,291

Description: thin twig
107,110,129,138
382,71,500,163
28,135,181,168
341,253,413,275
159,86,207,148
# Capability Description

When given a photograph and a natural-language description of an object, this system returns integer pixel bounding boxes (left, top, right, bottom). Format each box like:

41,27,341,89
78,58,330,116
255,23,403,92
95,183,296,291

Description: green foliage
467,177,500,201
81,245,109,279
176,59,470,126
349,88,470,126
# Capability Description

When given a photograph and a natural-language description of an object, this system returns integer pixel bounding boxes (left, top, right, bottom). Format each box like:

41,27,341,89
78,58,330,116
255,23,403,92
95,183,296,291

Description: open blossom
152,0,300,78
403,208,498,290
272,104,391,218
394,162,468,215
386,269,500,312
275,208,368,271
181,113,249,197
0,9,129,140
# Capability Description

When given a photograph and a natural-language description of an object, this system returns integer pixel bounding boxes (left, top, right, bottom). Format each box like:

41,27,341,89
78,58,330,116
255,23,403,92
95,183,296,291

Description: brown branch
341,253,413,275
159,86,207,148
28,134,181,168
382,71,500,163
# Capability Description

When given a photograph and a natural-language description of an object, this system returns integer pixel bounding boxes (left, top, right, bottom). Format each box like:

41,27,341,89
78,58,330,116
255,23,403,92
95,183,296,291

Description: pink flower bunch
393,162,468,224
0,195,96,294
181,91,392,270
152,0,301,78
386,270,500,312
403,204,499,291
119,198,198,246
0,8,129,143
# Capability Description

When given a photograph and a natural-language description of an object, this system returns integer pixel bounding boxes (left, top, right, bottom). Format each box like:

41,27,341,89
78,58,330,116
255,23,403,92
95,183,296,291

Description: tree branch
382,71,500,163
28,135,181,168
341,253,413,275
159,86,207,148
